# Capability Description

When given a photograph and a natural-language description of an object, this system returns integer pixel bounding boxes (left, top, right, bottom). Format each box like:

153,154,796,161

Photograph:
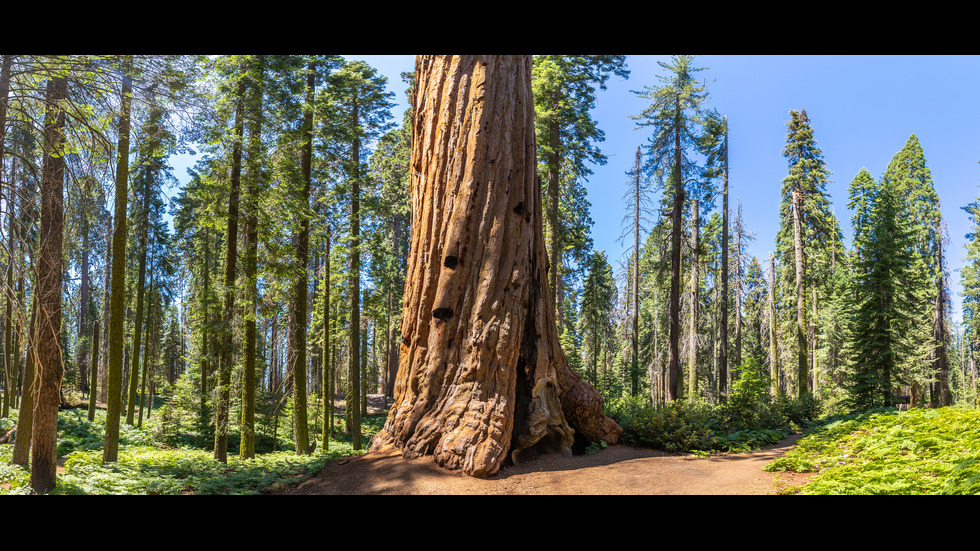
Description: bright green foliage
0,406,386,495
961,189,980,395
606,397,720,453
741,256,768,364
578,251,617,390
632,55,712,402
631,55,710,182
818,252,854,408
605,392,803,455
774,109,839,398
879,135,946,397
319,60,394,451
845,169,930,409
882,135,941,276
532,56,628,329
766,406,980,495
532,55,628,182
847,168,877,249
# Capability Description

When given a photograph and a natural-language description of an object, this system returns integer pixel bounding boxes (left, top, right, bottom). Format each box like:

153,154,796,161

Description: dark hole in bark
432,307,453,321
508,272,545,464
513,201,523,215
443,255,458,269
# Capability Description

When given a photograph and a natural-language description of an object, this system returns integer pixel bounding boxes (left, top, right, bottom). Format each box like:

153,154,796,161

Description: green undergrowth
0,407,385,495
764,405,980,495
605,363,821,455
606,396,806,454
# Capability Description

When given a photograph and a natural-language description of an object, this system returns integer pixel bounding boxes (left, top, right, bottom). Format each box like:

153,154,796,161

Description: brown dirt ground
278,396,813,495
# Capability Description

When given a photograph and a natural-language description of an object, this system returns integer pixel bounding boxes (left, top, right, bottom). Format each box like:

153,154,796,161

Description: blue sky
341,54,980,325
176,55,980,324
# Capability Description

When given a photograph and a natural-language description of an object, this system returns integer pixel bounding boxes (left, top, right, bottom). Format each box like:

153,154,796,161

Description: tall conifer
846,171,927,409
631,55,710,401
776,109,833,397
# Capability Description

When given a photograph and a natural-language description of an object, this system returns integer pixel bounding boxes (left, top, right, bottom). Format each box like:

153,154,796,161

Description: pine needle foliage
845,169,930,409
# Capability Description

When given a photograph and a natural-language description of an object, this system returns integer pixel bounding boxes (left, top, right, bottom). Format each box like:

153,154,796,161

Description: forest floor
279,396,813,495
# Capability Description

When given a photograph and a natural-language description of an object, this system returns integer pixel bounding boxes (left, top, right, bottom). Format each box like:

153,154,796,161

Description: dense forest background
1,54,978,493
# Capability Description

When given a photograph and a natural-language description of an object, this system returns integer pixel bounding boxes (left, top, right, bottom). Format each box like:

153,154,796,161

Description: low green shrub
606,360,817,455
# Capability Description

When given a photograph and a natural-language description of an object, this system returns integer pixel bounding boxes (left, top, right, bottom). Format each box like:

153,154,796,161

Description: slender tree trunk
719,123,729,401
88,320,100,421
370,55,621,478
104,55,133,464
137,285,153,428
546,104,563,333
734,202,743,372
361,322,368,416
769,251,779,396
792,188,808,396
268,312,278,394
933,224,951,407
687,196,701,399
321,228,331,449
98,230,111,405
385,214,403,401
1,54,12,418
199,226,210,429
31,74,67,494
214,70,245,464
812,285,818,395
667,99,684,402
648,289,660,405
348,98,362,450
11,294,36,465
240,56,266,460
289,58,313,455
126,166,151,426
78,210,90,394
631,146,641,397
688,195,699,398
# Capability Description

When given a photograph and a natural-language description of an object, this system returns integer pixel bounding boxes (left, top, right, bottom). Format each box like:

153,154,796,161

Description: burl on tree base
369,55,621,477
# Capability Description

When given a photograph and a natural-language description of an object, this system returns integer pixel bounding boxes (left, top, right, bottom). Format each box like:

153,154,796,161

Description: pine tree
699,109,728,399
846,170,929,409
619,145,654,396
776,109,833,397
213,58,246,463
960,189,980,403
631,55,711,401
321,59,394,450
532,55,628,333
579,251,617,390
880,135,946,405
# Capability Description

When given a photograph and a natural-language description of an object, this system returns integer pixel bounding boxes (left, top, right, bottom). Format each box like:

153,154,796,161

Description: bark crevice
371,55,620,478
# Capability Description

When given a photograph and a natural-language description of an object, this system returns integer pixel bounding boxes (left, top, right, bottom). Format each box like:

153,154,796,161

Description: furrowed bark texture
31,75,67,494
370,55,621,478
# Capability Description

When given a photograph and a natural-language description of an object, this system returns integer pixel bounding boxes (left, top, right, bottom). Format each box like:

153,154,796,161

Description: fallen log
0,425,15,445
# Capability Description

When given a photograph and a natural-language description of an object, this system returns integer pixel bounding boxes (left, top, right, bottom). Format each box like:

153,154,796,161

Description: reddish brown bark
31,74,67,493
370,55,621,478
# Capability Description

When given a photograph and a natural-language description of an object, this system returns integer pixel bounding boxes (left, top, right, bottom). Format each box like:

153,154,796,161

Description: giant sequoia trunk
370,55,621,478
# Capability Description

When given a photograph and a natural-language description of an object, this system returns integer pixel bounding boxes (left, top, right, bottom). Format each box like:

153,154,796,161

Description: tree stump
369,55,621,478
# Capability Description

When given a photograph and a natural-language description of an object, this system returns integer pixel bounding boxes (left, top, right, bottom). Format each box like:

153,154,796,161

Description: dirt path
279,430,806,495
